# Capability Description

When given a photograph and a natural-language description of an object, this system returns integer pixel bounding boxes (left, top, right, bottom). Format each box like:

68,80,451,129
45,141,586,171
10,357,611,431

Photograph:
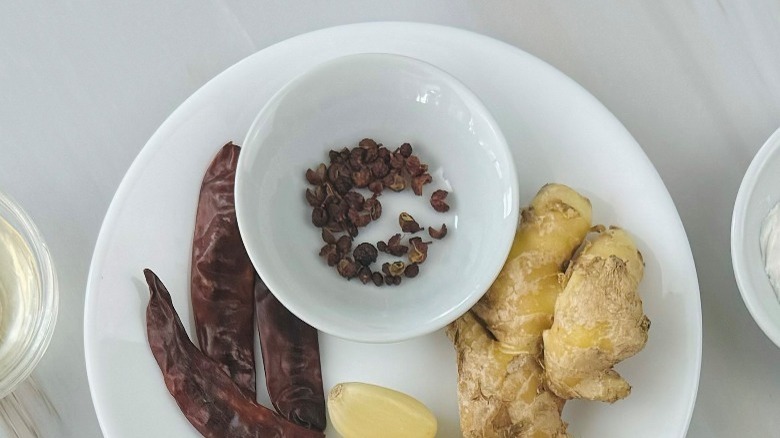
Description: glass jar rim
0,190,59,399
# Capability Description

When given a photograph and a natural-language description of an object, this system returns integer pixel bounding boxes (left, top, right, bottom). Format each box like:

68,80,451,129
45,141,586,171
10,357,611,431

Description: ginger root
542,227,650,403
447,312,568,438
449,184,592,437
472,183,592,354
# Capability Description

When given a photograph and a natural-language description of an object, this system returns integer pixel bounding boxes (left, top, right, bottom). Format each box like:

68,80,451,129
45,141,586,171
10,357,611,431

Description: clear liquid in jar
0,214,39,372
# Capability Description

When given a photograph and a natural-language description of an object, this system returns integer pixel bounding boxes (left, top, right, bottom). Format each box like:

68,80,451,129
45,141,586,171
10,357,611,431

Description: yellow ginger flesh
542,227,650,403
472,183,592,355
448,183,592,437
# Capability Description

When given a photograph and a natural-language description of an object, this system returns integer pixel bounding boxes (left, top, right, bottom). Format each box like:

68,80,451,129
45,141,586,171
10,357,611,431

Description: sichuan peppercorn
399,212,422,233
428,224,448,239
353,243,378,266
430,189,450,212
305,139,449,285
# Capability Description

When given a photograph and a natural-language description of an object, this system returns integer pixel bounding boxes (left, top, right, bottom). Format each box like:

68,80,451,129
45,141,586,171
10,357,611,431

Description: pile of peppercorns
305,139,450,286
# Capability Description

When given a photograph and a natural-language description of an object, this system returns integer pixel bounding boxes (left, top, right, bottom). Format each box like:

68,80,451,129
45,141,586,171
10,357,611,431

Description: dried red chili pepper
191,142,256,395
255,276,326,431
144,269,324,438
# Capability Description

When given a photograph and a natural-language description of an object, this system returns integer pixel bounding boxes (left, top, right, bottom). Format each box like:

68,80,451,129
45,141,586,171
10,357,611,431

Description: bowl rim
731,126,780,348
235,52,518,343
0,190,59,397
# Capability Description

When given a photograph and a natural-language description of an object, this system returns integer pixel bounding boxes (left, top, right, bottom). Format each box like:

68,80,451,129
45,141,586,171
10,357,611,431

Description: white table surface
1,1,778,437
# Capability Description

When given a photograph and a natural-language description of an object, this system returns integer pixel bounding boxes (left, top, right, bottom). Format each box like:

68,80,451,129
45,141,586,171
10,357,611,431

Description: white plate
84,22,701,437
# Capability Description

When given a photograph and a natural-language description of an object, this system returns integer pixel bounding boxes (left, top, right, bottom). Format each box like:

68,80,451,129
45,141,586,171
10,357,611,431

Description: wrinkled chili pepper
255,276,326,431
191,142,256,395
144,269,324,438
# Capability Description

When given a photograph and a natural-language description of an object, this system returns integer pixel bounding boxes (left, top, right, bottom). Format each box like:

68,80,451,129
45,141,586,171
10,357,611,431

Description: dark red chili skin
255,277,326,431
191,142,255,395
144,269,324,438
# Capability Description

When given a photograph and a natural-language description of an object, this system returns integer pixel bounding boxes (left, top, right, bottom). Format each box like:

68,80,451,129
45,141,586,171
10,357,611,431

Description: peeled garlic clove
327,382,437,438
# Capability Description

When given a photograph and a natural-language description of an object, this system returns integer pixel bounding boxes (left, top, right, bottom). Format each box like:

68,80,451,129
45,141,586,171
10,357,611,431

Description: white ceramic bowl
235,53,517,343
732,127,780,348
